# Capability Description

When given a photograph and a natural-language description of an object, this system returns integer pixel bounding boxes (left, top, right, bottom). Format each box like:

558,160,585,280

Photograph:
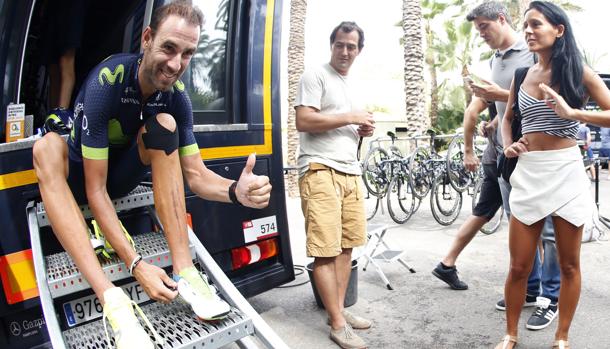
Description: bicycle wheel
386,175,416,224
364,187,380,220
430,175,462,226
408,146,431,199
446,134,473,192
472,177,503,234
362,147,389,196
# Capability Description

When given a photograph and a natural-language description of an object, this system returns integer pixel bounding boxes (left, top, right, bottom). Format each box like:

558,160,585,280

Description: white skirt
509,146,591,227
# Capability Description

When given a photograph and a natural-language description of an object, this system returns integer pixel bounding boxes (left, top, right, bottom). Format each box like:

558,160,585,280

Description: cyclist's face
141,15,199,93
473,17,504,50
330,30,361,76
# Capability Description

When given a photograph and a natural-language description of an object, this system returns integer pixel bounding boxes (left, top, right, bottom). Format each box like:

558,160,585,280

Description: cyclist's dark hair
526,1,585,108
466,1,513,27
330,21,364,51
149,0,204,36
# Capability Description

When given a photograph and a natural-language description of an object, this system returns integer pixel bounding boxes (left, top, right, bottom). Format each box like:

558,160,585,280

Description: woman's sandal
552,339,569,349
495,335,518,349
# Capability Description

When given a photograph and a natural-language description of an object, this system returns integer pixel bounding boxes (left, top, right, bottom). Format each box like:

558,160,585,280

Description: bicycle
408,130,463,226
385,157,418,224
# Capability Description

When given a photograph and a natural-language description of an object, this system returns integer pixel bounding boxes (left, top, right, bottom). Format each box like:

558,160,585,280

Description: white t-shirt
295,63,362,176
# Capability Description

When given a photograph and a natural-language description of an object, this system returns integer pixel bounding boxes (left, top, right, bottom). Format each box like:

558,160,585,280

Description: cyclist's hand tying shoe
132,261,178,304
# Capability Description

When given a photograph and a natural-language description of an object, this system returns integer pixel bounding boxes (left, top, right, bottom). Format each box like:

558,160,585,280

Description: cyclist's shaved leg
138,113,192,273
33,133,114,301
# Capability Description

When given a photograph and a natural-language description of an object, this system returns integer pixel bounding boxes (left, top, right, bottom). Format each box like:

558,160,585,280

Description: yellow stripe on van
199,0,275,160
0,170,38,190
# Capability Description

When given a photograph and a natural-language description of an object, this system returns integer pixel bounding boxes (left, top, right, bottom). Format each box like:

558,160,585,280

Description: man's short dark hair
466,1,513,26
149,0,204,35
330,21,364,51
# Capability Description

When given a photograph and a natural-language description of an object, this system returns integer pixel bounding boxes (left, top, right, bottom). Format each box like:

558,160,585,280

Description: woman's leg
552,216,583,342
504,216,545,339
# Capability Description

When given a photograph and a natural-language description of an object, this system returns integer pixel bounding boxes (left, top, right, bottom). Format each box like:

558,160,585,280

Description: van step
63,302,253,349
36,185,155,228
46,231,194,298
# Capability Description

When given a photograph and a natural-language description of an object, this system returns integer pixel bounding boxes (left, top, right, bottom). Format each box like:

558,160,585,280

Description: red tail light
231,238,279,270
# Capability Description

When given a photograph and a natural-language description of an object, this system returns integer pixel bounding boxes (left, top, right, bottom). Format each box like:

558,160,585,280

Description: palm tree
286,0,307,197
422,0,450,127
402,0,427,137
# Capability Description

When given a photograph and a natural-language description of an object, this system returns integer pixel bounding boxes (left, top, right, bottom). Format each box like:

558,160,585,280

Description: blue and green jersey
68,53,199,161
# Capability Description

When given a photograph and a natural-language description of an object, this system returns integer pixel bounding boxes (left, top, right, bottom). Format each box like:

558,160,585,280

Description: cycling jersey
68,53,199,161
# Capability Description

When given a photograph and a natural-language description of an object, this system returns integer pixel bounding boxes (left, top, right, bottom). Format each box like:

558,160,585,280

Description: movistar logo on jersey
98,65,125,86
174,80,185,92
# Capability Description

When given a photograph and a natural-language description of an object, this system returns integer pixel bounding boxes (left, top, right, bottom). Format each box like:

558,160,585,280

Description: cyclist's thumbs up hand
236,153,272,209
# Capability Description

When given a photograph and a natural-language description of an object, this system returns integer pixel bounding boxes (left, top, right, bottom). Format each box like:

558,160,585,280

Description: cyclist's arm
181,153,234,203
79,76,139,269
463,97,488,153
84,158,139,265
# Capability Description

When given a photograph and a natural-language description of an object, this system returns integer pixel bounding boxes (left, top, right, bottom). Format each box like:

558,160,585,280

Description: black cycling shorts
67,139,150,204
472,164,503,220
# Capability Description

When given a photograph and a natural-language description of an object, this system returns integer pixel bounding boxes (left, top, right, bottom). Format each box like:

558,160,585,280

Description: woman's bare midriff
522,132,577,151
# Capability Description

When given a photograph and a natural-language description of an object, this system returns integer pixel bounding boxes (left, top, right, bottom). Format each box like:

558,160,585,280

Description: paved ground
248,169,610,349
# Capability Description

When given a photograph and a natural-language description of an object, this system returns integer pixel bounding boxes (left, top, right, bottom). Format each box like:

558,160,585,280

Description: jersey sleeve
170,82,199,157
80,65,121,160
295,68,323,110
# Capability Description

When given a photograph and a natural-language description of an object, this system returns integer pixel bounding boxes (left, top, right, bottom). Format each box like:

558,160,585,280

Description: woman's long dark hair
526,1,585,109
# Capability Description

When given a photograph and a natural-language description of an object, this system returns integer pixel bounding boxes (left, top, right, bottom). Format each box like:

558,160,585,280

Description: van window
186,0,231,124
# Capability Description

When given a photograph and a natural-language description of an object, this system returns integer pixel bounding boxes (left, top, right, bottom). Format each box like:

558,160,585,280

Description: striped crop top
519,86,579,139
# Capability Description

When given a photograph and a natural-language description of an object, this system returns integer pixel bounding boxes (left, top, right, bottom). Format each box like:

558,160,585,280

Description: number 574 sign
242,216,278,243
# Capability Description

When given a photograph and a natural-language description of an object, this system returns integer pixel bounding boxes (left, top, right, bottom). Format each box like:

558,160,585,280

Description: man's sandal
552,340,569,349
495,335,518,349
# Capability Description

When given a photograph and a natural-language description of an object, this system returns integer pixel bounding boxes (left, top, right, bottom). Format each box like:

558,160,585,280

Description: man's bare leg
441,215,488,266
313,256,345,329
138,113,192,273
57,49,76,109
335,248,352,312
33,133,113,302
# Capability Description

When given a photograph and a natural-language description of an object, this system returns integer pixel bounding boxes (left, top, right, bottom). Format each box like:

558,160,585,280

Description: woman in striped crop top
496,2,610,349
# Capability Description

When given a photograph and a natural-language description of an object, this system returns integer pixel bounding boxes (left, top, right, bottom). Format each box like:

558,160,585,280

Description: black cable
275,264,311,288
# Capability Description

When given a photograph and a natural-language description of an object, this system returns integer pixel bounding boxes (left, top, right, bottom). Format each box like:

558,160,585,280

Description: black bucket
306,260,358,309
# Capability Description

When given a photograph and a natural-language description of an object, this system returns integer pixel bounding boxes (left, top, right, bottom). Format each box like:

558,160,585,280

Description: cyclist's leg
137,113,192,273
33,132,114,301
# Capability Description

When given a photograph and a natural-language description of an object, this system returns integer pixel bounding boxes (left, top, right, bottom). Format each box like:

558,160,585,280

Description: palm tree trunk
425,22,438,128
402,0,427,137
286,0,307,197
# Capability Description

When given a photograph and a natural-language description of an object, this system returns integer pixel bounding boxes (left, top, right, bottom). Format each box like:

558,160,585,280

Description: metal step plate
63,303,253,349
46,231,194,298
36,185,155,227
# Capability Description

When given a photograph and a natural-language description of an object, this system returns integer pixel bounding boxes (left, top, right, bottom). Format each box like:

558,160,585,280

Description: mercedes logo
9,321,21,336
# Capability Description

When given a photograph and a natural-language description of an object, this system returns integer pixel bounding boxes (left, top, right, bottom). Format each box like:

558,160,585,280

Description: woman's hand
504,138,529,158
538,83,578,121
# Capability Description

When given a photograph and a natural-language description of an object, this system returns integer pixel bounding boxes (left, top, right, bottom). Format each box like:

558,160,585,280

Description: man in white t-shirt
295,21,374,349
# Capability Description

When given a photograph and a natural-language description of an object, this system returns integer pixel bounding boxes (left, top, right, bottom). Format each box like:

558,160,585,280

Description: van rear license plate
63,281,149,327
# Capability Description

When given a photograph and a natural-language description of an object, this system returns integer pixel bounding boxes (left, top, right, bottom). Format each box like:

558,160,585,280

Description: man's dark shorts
67,139,150,204
472,164,502,220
